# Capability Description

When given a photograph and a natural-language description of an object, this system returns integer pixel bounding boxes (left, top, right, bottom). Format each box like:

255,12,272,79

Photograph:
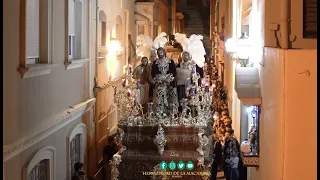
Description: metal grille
303,0,317,38
28,160,48,180
70,134,81,177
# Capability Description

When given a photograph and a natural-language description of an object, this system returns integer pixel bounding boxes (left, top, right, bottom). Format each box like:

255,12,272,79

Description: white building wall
4,117,83,180
222,0,317,180
3,0,136,178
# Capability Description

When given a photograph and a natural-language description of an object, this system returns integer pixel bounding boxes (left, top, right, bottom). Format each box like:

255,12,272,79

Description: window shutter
303,0,317,38
68,0,76,35
26,0,40,58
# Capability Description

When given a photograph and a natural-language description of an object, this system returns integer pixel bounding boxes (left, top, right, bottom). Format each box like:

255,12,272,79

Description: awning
235,67,262,105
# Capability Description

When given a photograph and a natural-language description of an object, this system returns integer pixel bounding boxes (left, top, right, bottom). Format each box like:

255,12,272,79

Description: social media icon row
159,161,194,171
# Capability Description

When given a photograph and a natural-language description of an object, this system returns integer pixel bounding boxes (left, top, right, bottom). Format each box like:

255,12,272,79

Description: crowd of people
71,133,122,180
210,128,244,180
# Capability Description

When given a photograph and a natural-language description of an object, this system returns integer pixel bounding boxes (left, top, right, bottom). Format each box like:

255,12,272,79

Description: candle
185,78,191,88
122,79,127,87
191,64,196,73
123,66,127,74
204,63,207,73
201,78,206,87
148,102,153,113
129,65,132,74
182,98,187,110
137,79,141,88
190,87,195,96
113,87,117,95
209,86,213,96
205,75,210,86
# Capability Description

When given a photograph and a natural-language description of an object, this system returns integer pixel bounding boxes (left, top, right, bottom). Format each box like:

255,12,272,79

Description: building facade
211,0,317,179
3,0,137,179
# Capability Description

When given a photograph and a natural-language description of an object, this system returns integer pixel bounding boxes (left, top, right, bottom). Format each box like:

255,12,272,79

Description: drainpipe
280,0,289,49
94,0,99,174
95,0,99,85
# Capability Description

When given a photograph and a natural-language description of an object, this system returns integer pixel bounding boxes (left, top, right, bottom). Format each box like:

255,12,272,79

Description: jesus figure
151,47,178,115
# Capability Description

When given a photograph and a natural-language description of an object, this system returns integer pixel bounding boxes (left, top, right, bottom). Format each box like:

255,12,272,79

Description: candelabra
110,153,122,180
154,124,167,155
113,65,145,126
185,63,214,126
197,128,209,167
113,63,215,157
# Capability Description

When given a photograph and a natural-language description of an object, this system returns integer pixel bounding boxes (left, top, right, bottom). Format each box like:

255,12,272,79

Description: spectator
72,162,84,180
78,170,87,180
225,150,239,180
103,135,120,180
210,139,222,180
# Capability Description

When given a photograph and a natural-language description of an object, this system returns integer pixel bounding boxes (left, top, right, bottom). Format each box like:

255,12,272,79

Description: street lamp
225,32,251,66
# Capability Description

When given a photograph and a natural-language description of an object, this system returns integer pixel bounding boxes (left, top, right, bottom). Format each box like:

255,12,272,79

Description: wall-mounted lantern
225,32,251,67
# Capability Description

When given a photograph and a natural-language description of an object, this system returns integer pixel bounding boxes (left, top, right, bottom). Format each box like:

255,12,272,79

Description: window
290,0,317,48
28,160,49,180
26,0,39,64
24,0,52,65
241,105,260,155
303,0,317,38
138,25,145,35
66,0,89,60
67,123,86,179
98,10,107,57
24,146,56,180
70,134,81,177
68,35,75,59
116,16,123,42
101,22,107,47
18,0,58,78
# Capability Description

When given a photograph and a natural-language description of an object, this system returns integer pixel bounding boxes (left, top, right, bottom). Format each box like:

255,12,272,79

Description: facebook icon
159,161,167,170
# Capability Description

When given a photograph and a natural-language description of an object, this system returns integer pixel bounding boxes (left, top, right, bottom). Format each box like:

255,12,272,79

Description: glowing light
246,106,253,113
225,38,237,53
107,39,123,56
111,28,116,39
252,113,256,118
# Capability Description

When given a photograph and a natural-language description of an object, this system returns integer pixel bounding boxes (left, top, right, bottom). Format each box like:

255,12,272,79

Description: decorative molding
240,153,260,167
136,20,146,25
134,2,155,5
93,75,124,94
23,146,56,180
64,59,89,70
158,0,169,11
17,64,59,79
240,97,262,106
66,123,87,179
3,98,96,162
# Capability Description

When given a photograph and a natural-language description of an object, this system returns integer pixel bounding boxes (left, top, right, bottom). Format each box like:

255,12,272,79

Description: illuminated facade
211,0,317,179
3,0,137,179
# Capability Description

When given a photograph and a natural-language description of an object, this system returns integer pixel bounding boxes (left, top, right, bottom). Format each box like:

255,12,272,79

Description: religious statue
151,47,178,115
248,124,257,153
176,52,192,101
147,50,157,100
133,57,150,107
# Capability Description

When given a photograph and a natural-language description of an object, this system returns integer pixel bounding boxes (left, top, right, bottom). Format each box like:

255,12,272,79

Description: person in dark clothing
223,136,231,180
210,140,222,180
71,162,84,180
103,135,119,180
103,135,118,162
176,52,204,113
147,50,157,101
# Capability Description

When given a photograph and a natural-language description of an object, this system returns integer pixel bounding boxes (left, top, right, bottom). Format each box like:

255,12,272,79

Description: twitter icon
177,161,185,170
